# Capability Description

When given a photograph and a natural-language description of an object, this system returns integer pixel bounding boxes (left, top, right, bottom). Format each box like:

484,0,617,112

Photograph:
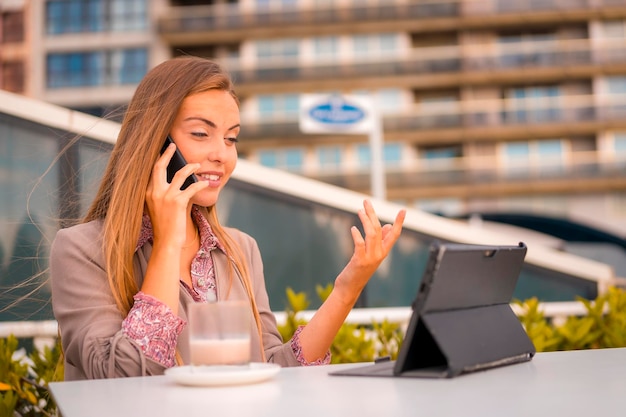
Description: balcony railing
239,95,626,193
0,300,609,350
307,149,626,194
240,93,626,139
158,0,623,36
159,0,460,34
10,295,625,350
224,37,626,87
385,93,626,132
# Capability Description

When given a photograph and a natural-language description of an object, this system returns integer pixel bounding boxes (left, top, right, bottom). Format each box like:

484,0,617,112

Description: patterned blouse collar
136,206,226,254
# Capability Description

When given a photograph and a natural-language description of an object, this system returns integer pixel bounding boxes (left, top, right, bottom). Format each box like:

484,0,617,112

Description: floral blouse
121,207,330,368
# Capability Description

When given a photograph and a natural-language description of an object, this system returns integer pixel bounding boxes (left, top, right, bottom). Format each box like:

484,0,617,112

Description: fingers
152,143,205,195
350,225,365,249
382,209,406,251
358,200,382,238
355,200,405,256
154,142,176,184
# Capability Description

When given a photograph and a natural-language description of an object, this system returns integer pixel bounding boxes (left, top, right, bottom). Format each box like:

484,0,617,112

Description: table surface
49,347,626,417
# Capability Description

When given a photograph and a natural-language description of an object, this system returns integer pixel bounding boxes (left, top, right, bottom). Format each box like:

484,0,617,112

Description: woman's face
169,89,240,207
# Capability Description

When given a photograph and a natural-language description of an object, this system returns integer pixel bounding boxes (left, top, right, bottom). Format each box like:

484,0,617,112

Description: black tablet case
330,241,536,379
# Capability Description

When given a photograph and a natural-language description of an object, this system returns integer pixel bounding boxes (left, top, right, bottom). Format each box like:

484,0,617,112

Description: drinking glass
188,300,251,366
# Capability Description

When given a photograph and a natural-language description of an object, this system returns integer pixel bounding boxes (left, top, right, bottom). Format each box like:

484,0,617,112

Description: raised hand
334,199,406,305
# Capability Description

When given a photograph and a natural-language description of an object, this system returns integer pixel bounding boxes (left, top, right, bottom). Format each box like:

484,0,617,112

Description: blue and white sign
299,93,386,200
299,94,374,134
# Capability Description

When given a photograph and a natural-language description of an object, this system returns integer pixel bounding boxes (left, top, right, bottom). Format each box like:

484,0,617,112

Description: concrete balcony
219,37,626,95
158,0,626,44
238,93,626,198
239,93,626,143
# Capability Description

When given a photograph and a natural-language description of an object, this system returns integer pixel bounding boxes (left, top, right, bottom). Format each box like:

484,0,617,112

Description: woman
50,56,406,380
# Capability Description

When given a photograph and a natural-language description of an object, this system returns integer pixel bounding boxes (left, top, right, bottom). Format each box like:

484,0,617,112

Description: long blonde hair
82,56,265,358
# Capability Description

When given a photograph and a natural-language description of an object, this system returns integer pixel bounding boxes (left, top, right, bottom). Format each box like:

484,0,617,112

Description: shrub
277,284,404,364
515,286,626,352
2,286,624,416
0,335,62,417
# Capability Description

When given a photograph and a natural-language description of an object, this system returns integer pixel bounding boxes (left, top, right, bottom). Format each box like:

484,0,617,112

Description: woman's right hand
141,142,208,311
145,142,207,249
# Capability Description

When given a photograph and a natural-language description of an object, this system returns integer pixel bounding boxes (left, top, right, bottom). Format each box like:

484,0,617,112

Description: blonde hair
82,56,265,359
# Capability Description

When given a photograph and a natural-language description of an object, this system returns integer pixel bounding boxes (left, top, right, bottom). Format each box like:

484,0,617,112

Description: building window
258,150,277,167
258,148,305,172
255,0,298,11
352,33,399,58
502,139,565,177
607,76,626,94
376,89,404,114
46,0,147,35
313,36,339,60
502,141,530,177
415,93,461,128
1,11,24,43
504,86,561,123
497,32,556,68
46,48,147,88
352,88,404,114
47,52,101,87
601,20,626,38
615,133,626,170
317,145,342,169
109,0,147,31
2,61,25,93
615,133,626,153
420,145,461,168
356,143,403,168
258,94,299,118
46,0,102,34
117,48,148,84
255,39,299,60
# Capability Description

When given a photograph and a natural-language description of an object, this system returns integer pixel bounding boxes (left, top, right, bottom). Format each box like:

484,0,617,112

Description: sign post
299,94,386,200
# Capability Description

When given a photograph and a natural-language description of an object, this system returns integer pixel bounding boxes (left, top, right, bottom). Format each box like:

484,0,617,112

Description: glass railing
308,150,626,192
158,0,620,34
0,91,615,324
384,93,626,131
159,0,459,33
241,93,626,138
225,37,626,85
221,178,605,309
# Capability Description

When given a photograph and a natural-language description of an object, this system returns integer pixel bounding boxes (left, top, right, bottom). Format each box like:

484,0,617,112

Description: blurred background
1,0,625,327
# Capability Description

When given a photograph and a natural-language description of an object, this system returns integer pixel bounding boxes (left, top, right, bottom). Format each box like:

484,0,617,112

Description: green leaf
285,287,309,313
315,284,333,303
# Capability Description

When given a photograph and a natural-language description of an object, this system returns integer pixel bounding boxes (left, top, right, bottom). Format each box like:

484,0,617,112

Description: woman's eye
226,137,239,144
191,132,208,138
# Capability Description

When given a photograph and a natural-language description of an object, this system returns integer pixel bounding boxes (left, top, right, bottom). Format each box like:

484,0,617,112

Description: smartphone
160,135,198,190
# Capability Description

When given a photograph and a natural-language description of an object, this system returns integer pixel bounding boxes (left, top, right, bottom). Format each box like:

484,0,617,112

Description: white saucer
165,363,281,387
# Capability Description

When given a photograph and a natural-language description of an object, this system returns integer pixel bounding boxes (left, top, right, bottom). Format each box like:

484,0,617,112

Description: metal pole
369,105,386,200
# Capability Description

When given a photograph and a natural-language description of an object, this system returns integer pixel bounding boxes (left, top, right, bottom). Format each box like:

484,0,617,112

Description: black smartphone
160,135,198,190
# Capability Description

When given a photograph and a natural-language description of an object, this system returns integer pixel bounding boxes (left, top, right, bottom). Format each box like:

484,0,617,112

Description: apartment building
159,0,626,236
5,0,626,235
0,0,29,95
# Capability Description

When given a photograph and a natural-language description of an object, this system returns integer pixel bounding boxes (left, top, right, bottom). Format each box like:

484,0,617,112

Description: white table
49,348,626,417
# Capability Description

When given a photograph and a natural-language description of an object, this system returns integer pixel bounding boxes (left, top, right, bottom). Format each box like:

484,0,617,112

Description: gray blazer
50,220,301,380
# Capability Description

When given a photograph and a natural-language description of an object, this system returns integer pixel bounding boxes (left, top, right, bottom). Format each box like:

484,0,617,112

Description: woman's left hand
334,199,406,305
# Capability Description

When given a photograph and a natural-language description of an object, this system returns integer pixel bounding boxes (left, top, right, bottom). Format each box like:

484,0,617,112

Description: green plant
0,335,62,417
276,287,310,343
277,285,404,363
514,297,562,352
2,286,623,416
515,286,626,352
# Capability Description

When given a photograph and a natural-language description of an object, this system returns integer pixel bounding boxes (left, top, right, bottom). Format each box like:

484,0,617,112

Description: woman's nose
206,138,226,162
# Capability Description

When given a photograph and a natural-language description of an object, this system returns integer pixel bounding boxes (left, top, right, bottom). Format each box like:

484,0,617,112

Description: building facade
0,0,29,95
5,0,626,235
